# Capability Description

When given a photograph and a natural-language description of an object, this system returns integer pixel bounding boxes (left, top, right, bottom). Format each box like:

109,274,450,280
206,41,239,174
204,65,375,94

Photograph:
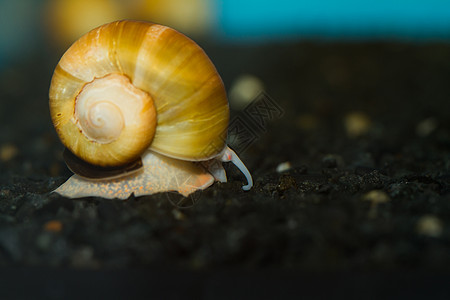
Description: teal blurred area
0,0,42,69
218,0,450,41
1,0,450,69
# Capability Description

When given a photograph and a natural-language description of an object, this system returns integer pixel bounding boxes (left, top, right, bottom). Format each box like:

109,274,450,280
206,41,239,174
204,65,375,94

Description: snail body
50,20,252,199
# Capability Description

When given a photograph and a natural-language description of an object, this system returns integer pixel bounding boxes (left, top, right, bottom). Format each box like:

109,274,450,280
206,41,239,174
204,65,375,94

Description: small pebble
0,143,18,161
36,233,53,251
276,161,292,173
322,154,344,168
416,117,438,137
344,112,371,138
322,155,337,168
71,246,99,268
416,215,443,238
362,190,390,218
0,189,11,198
278,175,297,191
44,220,63,233
172,209,186,221
286,218,298,230
363,190,390,204
229,74,265,110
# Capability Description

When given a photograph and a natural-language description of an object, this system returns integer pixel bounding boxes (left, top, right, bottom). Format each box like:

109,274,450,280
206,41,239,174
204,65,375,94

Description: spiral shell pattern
50,20,229,167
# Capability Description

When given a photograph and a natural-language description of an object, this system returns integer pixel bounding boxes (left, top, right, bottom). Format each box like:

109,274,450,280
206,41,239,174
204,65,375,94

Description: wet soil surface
0,42,449,298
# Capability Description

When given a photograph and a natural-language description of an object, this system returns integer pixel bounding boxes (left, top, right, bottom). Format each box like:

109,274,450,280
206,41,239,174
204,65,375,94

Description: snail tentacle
220,147,253,191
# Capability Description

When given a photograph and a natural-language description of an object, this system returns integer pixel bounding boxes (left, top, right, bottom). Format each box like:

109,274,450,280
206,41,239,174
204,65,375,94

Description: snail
49,20,253,199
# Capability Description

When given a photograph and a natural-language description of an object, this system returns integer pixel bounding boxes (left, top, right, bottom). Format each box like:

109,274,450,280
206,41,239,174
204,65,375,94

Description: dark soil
0,41,449,298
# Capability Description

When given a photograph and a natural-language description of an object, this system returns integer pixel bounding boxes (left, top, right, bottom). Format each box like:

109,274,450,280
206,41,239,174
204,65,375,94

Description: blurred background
0,0,449,180
1,0,450,69
1,0,450,283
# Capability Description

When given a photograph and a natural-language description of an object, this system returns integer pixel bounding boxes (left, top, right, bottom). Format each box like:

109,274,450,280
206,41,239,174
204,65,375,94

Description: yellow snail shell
49,20,253,199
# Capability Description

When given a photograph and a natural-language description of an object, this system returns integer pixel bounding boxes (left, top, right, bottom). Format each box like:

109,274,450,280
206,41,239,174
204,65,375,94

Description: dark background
0,1,449,298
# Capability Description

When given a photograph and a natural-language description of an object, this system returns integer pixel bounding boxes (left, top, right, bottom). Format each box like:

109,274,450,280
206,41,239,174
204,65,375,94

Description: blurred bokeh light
219,0,450,41
1,0,450,69
44,0,214,49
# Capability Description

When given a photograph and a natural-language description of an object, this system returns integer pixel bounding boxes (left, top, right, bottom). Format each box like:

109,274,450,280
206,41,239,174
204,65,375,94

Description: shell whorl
77,100,124,144
49,20,229,167
75,74,146,145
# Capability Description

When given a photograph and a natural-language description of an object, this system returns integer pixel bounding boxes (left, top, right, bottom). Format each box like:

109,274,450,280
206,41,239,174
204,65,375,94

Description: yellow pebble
229,74,265,110
344,111,371,138
362,190,390,218
416,215,443,238
0,143,18,161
